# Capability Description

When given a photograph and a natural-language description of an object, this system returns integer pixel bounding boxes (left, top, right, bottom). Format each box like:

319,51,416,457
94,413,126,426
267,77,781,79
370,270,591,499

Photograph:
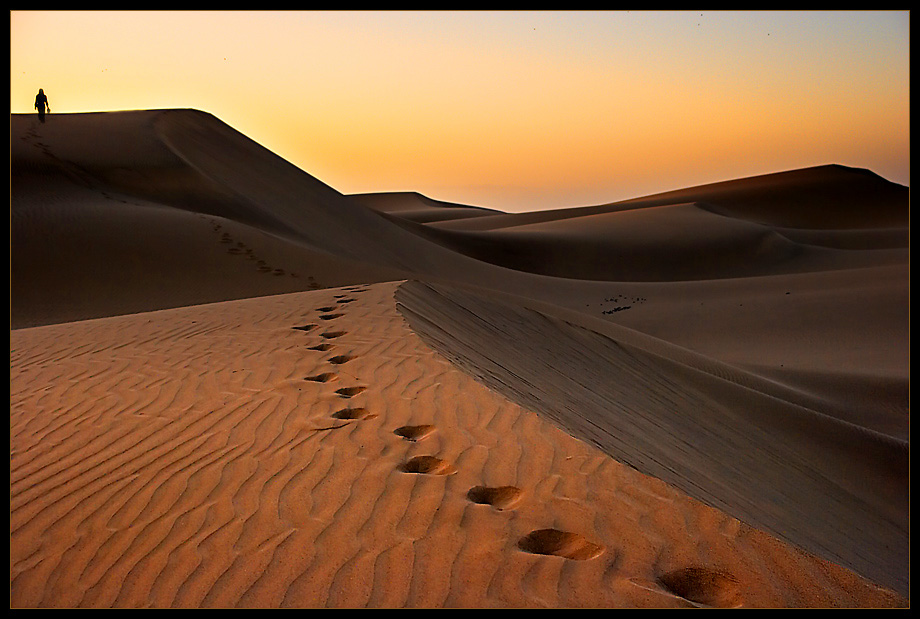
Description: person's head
38,89,44,95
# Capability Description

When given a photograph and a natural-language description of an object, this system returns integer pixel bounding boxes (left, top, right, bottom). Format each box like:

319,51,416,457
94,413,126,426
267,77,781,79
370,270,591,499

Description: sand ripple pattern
10,282,906,608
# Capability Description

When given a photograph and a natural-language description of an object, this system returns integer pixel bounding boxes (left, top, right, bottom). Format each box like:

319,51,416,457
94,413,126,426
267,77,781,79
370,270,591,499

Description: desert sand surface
10,110,910,607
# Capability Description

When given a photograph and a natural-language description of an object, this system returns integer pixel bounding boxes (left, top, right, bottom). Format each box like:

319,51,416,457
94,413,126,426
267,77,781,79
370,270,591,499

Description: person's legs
38,107,45,123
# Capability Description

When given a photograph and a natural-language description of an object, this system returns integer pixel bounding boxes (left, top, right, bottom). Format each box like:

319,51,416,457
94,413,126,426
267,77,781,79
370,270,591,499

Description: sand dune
349,191,502,225
396,280,908,596
10,112,408,328
10,110,909,607
9,283,906,608
391,168,908,281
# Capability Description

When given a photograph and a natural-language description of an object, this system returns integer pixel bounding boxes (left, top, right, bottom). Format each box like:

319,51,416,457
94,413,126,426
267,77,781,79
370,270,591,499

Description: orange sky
10,11,910,213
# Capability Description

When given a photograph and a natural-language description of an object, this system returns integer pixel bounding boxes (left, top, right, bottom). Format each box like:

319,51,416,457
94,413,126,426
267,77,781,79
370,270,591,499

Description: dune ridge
10,283,907,608
395,280,909,596
10,109,909,606
11,111,909,328
348,191,503,224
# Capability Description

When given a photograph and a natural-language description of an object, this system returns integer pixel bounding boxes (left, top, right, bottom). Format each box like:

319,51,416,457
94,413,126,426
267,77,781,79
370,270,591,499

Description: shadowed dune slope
10,110,500,327
612,164,909,230
393,166,908,281
9,169,407,328
398,200,906,281
395,280,910,597
430,164,909,232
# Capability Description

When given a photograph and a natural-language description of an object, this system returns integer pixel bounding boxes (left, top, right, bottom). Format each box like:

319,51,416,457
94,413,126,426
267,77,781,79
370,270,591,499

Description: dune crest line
395,280,909,597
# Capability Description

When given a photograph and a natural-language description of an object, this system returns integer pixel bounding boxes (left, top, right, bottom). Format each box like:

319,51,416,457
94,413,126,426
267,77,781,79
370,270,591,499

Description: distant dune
348,191,503,225
10,110,909,607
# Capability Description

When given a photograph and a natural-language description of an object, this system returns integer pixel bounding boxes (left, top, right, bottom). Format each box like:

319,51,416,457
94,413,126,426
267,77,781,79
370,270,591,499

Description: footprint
400,455,457,475
336,386,366,398
394,425,436,442
309,343,334,351
321,331,347,339
657,567,742,608
293,324,317,332
320,313,345,320
466,485,524,511
332,407,377,420
517,529,604,561
328,354,356,365
305,373,338,383
317,306,338,312
306,423,351,433
336,298,356,304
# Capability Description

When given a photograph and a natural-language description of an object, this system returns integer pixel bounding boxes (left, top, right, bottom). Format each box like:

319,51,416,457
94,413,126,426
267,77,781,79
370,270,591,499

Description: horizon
10,10,910,213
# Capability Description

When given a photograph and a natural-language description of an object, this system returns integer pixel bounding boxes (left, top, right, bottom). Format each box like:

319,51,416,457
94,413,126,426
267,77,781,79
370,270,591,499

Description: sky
10,10,910,213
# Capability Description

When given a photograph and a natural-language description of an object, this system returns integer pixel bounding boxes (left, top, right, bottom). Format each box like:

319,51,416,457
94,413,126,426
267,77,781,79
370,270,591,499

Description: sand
10,110,910,607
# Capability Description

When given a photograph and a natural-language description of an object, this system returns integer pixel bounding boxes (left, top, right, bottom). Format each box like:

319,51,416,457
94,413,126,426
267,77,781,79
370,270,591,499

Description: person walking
35,89,50,123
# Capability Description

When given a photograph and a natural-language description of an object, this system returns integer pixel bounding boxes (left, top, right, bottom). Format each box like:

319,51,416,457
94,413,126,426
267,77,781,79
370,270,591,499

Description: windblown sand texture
10,110,909,608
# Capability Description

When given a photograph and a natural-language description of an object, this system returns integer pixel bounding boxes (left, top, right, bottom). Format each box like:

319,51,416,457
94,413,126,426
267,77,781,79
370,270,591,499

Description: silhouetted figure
35,89,50,123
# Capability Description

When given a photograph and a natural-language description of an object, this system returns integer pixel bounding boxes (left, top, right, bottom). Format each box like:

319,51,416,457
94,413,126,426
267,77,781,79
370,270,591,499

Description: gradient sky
10,10,910,213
